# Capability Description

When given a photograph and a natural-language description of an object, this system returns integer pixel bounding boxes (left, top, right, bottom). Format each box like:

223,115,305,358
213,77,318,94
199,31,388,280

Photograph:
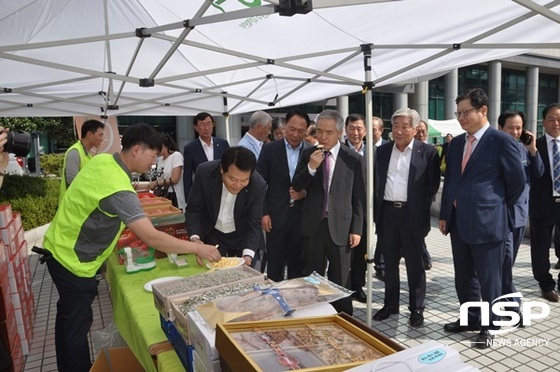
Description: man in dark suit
529,103,560,303
373,109,440,327
183,112,230,201
439,88,525,349
257,110,310,281
343,113,369,303
292,109,365,315
498,110,543,316
185,146,265,267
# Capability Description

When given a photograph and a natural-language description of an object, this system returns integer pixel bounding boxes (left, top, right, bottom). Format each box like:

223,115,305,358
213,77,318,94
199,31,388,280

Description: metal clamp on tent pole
362,81,374,94
453,43,461,50
139,78,154,87
135,27,151,38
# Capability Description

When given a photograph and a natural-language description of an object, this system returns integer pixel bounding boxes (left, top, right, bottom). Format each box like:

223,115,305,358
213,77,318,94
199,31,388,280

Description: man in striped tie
529,103,560,303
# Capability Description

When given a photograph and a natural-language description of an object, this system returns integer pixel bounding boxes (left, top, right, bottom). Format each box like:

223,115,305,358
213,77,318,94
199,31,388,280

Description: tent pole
222,92,231,144
361,43,375,327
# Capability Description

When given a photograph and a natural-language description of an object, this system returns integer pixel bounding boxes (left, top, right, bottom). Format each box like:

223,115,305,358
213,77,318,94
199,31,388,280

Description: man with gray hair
237,110,272,160
373,108,440,328
292,109,365,315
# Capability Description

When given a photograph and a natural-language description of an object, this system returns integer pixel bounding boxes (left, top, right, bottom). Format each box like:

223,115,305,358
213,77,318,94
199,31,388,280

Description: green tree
0,117,75,149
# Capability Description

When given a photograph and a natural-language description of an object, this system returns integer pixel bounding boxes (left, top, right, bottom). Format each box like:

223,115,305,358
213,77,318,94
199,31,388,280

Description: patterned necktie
461,135,476,173
553,139,560,193
321,151,331,219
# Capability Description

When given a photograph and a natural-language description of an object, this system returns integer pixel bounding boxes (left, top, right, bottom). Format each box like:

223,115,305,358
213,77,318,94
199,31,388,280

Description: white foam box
346,340,480,372
192,348,221,372
188,302,338,372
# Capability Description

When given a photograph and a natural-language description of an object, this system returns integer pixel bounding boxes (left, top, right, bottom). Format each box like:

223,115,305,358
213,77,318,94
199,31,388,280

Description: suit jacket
256,139,310,230
183,137,229,200
376,139,440,238
511,142,543,228
292,143,365,246
185,160,265,253
440,127,525,244
529,135,556,223
237,133,261,160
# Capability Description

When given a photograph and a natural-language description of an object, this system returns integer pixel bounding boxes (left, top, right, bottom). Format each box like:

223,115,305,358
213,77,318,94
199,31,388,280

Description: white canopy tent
3,0,560,325
428,119,465,138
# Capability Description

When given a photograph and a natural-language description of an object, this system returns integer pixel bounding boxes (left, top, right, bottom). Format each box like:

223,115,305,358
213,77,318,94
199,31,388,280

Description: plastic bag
91,321,127,357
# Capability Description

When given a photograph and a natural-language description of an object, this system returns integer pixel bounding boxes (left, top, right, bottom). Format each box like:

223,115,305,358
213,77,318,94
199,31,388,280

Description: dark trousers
450,211,504,330
350,222,367,290
47,257,98,372
378,205,426,311
530,213,560,292
304,218,353,315
374,240,431,271
205,228,244,257
266,214,304,282
502,226,525,306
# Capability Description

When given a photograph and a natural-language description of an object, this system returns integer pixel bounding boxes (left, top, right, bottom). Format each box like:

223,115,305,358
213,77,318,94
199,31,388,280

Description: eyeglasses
454,107,479,119
141,146,159,160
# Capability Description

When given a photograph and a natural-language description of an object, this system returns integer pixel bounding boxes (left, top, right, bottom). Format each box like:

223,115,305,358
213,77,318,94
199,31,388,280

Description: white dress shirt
199,137,214,161
384,140,413,202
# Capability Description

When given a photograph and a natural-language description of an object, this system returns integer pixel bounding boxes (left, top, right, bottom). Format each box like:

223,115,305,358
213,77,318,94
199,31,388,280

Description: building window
429,77,445,120
501,69,526,114
458,65,488,93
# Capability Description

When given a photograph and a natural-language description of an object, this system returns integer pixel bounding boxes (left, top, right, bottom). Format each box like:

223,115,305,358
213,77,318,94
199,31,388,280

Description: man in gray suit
292,109,366,315
237,110,272,160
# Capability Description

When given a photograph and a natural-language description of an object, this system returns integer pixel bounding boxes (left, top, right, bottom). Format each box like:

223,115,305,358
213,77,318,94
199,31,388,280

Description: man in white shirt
185,146,266,267
237,110,272,160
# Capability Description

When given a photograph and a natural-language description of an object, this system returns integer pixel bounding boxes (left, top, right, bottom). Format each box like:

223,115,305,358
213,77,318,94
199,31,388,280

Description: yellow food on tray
207,257,244,269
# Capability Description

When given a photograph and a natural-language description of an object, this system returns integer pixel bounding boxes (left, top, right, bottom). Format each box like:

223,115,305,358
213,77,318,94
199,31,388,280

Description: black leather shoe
474,330,494,349
373,306,398,321
443,320,481,333
424,261,432,270
374,269,385,281
409,310,424,327
554,260,560,270
352,288,368,303
542,290,559,302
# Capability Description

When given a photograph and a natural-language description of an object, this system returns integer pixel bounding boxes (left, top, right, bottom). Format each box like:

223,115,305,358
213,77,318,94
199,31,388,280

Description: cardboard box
154,222,188,240
153,266,265,320
9,333,23,372
140,197,172,208
216,314,402,372
0,204,12,229
90,347,144,372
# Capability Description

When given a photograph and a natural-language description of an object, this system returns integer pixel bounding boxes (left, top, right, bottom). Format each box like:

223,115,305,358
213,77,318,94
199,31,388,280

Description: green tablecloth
106,253,208,371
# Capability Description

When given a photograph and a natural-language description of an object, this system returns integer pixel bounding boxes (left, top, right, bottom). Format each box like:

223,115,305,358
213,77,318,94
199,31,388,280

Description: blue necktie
553,139,560,193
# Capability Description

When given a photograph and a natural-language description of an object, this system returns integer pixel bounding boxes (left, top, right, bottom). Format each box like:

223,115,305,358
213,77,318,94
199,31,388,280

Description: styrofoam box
187,302,338,371
346,340,481,372
192,348,221,372
0,204,12,228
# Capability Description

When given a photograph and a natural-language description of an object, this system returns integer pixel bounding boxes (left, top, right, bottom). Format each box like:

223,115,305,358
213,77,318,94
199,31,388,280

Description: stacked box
152,266,265,321
0,206,35,357
0,204,12,228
